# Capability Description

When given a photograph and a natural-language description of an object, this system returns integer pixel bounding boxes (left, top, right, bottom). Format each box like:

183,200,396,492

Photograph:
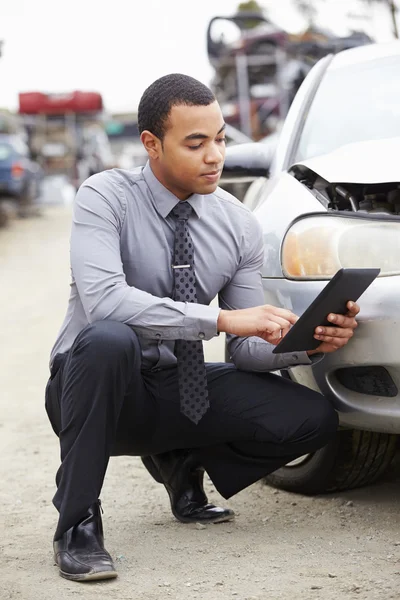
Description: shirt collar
143,161,206,219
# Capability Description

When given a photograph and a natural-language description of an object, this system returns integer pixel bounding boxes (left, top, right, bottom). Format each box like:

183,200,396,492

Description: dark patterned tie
171,201,209,424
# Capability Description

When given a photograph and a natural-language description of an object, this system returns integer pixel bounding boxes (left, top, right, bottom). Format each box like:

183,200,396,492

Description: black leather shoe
53,500,117,582
141,452,235,524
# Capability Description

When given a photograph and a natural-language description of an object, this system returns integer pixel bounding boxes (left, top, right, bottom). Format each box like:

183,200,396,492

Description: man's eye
188,144,202,150
217,138,226,144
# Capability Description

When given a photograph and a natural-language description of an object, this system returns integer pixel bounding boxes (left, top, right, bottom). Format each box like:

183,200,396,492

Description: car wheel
0,203,8,227
265,429,397,495
18,182,40,218
17,185,33,218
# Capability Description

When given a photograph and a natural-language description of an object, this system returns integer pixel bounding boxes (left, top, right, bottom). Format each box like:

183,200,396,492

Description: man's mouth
201,171,221,183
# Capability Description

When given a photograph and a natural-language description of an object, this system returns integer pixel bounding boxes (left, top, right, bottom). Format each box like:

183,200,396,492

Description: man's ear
140,130,162,159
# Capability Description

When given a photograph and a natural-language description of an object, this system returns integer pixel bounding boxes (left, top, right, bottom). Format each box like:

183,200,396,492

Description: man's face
145,101,226,199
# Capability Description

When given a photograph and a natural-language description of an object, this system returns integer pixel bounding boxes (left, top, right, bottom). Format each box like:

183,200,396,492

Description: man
45,73,359,582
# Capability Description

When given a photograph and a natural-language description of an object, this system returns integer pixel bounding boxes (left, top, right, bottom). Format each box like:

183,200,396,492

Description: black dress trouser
45,320,338,540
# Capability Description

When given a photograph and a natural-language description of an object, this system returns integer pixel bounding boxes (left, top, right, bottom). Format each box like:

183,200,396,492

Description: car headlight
281,215,400,279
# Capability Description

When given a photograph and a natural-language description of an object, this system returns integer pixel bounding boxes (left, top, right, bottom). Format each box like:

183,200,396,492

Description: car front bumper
263,275,400,434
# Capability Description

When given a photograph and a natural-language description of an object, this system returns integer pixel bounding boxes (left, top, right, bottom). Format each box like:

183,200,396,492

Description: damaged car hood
292,137,400,184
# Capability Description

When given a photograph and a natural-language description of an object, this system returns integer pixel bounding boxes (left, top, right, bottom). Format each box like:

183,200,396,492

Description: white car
223,42,400,495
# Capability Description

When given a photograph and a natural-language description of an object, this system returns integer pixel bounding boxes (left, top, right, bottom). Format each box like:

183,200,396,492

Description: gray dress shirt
50,162,314,371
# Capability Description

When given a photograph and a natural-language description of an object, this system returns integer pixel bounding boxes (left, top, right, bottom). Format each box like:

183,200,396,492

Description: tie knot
171,201,193,221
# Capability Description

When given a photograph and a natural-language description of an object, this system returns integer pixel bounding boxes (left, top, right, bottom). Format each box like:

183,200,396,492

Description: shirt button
156,333,161,339
198,332,205,339
292,354,298,360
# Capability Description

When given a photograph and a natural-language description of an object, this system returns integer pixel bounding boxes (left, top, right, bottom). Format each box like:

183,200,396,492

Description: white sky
0,0,396,114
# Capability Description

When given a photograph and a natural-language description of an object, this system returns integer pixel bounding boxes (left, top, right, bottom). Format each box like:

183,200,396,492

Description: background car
222,41,400,496
0,133,43,217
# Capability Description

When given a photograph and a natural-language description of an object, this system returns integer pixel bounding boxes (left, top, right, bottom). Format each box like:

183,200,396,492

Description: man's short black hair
138,73,216,141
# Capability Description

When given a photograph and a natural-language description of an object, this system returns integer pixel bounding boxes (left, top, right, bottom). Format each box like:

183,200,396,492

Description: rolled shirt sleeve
70,176,220,341
219,212,322,372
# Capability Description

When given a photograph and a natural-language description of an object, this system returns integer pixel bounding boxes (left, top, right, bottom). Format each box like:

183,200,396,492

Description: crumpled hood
292,137,400,184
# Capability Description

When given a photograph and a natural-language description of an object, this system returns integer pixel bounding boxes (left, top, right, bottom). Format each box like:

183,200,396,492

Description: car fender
253,172,326,278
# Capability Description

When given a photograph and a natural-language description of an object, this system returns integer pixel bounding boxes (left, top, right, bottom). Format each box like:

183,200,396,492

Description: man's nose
204,143,224,164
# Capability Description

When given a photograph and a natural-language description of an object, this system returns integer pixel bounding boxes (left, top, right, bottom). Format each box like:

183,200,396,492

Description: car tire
265,428,398,495
18,182,40,218
0,204,8,227
17,185,33,218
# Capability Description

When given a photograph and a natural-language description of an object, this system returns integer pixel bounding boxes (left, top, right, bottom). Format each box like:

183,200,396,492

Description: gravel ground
1,205,400,600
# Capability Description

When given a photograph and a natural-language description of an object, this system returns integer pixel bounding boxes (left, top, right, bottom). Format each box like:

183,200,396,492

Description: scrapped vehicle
223,42,400,495
0,133,43,217
18,91,109,189
207,12,371,139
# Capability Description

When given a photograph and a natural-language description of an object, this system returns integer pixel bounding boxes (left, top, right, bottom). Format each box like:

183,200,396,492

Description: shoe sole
173,511,236,524
58,568,118,582
55,555,118,582
168,489,236,525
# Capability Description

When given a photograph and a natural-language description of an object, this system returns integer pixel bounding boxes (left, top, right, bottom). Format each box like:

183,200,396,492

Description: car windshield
295,54,400,161
0,143,12,160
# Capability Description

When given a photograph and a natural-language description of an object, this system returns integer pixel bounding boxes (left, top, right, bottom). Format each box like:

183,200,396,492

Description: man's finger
270,326,282,339
345,301,360,316
269,315,295,331
260,321,291,344
280,325,291,339
314,334,350,347
315,327,354,340
260,321,284,339
259,331,281,344
269,306,299,325
325,314,358,329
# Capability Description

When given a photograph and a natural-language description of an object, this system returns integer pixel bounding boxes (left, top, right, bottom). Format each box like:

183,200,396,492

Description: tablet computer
272,268,380,354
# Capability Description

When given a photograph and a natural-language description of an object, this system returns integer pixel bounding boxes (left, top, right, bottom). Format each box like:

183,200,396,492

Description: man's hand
217,301,360,354
217,305,299,345
307,301,360,356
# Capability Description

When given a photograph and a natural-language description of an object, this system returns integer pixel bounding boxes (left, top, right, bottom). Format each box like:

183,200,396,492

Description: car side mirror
221,141,274,182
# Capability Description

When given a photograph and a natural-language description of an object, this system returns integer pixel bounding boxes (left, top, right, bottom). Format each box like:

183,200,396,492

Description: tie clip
172,264,191,269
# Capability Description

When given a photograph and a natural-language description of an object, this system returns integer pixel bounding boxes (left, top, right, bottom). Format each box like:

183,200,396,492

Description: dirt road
1,206,400,600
